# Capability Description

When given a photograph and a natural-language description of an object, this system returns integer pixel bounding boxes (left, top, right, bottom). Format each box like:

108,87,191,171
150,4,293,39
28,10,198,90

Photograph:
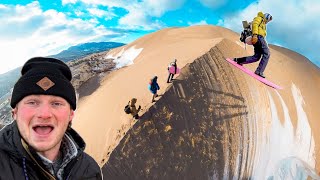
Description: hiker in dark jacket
148,76,160,102
0,57,102,180
233,12,273,78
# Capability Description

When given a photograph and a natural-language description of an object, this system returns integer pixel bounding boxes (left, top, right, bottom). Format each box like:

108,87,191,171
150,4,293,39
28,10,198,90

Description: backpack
239,20,252,43
124,101,131,114
150,83,156,91
239,19,264,44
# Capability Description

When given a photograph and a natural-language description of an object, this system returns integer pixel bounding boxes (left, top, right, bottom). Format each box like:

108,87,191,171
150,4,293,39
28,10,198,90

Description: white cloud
118,4,164,30
119,0,185,30
74,0,185,30
188,20,208,26
87,7,116,20
76,0,131,7
220,0,320,64
75,10,84,16
143,0,185,17
0,2,122,74
62,0,78,5
87,8,105,17
198,0,227,9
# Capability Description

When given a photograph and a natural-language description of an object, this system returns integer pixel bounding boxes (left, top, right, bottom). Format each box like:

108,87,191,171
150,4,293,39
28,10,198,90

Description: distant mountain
48,42,125,62
0,68,20,99
0,41,125,99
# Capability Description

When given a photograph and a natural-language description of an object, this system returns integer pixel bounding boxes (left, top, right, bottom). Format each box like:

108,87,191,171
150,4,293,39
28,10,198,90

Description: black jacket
0,121,102,180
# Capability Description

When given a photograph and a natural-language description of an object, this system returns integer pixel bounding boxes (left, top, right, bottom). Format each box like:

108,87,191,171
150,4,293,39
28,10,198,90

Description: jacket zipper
21,139,56,180
64,154,81,179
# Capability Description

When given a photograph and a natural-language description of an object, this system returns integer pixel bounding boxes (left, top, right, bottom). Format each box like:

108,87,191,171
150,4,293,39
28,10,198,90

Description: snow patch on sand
291,83,315,166
106,46,143,68
252,83,316,178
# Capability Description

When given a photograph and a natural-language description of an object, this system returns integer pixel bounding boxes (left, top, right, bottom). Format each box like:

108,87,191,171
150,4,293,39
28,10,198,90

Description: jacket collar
0,121,86,160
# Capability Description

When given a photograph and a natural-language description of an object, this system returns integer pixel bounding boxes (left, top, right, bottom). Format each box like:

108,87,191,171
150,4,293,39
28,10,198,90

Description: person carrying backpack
148,76,160,102
233,12,273,78
130,98,141,119
167,59,177,83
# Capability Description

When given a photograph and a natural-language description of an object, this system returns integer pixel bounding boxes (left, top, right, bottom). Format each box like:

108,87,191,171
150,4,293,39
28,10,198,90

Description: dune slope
72,25,320,178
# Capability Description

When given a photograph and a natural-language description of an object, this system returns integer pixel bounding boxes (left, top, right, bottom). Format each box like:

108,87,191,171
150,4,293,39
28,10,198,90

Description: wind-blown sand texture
72,25,320,179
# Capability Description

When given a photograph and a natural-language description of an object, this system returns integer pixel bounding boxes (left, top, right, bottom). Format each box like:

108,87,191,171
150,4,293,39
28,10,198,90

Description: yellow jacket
252,12,267,37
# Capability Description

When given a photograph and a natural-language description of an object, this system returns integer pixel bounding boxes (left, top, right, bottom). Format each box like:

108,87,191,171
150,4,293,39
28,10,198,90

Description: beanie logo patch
36,77,55,91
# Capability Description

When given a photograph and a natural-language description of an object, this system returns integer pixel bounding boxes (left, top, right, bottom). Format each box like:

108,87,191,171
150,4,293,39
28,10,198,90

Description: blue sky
0,0,319,74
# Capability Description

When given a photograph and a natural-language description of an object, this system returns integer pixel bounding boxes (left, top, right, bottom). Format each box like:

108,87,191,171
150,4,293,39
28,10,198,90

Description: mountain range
48,42,125,62
0,42,125,99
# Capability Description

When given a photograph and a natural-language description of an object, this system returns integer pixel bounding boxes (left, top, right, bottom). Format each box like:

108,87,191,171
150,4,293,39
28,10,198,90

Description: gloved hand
138,105,141,110
252,34,258,44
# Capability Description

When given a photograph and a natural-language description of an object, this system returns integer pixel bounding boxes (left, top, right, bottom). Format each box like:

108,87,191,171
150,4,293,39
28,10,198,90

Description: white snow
252,83,317,179
105,46,143,68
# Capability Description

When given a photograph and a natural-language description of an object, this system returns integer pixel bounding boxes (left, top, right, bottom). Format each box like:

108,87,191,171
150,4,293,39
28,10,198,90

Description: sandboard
169,66,180,74
226,58,283,89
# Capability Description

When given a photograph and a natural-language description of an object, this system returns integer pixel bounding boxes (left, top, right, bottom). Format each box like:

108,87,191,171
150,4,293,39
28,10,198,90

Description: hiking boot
233,58,243,65
255,71,265,78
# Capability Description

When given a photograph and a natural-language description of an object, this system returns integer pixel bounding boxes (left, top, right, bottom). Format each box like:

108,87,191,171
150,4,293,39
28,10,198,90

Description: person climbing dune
233,12,273,78
167,59,178,83
130,98,141,119
148,76,160,103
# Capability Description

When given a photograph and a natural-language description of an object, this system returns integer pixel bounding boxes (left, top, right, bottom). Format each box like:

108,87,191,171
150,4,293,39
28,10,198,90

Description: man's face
12,95,74,156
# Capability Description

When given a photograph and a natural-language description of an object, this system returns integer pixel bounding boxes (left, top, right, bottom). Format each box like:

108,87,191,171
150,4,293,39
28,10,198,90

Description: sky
0,0,319,74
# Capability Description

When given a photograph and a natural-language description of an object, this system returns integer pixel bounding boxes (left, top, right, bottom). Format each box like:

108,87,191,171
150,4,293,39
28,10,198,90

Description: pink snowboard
226,58,283,89
169,66,180,74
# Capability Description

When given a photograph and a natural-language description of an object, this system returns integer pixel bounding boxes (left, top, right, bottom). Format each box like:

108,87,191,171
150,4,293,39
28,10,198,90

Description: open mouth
32,125,54,135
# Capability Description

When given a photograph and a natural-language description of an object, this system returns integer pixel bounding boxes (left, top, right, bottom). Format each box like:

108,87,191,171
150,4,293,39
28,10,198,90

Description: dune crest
72,25,320,178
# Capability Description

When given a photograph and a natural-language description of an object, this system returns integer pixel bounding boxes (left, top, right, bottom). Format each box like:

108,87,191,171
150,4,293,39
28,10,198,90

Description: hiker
167,59,178,83
148,76,160,102
233,12,273,78
130,98,141,119
0,57,102,179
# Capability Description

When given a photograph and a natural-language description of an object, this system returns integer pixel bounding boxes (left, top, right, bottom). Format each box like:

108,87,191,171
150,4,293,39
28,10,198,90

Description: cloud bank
0,1,123,74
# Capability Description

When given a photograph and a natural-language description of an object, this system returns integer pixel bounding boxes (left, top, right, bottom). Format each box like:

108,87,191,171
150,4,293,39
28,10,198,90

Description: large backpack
124,101,131,114
239,19,264,45
239,20,252,44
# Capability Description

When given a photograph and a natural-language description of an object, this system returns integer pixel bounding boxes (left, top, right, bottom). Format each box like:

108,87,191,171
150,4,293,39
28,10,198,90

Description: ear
11,108,17,120
69,110,75,123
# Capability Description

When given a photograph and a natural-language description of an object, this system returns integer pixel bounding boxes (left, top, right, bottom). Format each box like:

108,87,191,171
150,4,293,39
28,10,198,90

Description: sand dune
72,25,320,178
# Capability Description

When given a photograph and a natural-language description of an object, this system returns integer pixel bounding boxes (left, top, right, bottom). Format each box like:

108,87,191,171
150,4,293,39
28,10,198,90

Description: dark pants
167,73,174,82
238,35,270,74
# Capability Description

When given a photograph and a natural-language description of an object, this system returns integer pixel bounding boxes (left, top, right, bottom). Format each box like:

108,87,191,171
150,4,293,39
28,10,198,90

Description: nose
37,104,53,119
